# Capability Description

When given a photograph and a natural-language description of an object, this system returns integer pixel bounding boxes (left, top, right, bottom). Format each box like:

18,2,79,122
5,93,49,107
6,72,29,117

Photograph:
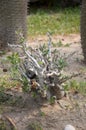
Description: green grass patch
0,75,20,89
64,80,86,95
28,7,80,36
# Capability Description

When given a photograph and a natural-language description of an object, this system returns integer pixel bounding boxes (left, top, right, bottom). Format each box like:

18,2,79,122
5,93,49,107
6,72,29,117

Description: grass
27,6,80,37
28,123,43,130
0,74,20,89
64,80,86,95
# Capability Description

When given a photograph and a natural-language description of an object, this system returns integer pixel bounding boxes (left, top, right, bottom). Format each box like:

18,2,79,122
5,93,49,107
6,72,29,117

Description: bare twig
4,115,17,130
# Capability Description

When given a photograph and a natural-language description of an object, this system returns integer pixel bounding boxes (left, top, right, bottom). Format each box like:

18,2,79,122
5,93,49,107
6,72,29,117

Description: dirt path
27,34,80,47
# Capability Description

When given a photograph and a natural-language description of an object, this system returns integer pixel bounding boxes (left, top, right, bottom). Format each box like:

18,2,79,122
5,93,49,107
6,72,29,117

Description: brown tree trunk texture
81,0,86,63
0,0,27,50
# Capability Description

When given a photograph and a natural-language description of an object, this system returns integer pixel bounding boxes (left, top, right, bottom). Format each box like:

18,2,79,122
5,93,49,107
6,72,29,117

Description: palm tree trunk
81,0,86,63
0,0,27,49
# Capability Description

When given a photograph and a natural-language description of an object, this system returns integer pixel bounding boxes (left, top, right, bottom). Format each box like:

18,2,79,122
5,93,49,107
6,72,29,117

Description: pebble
64,125,76,130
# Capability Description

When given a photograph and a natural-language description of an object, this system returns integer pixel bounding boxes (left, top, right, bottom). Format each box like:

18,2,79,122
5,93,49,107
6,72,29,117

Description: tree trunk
81,0,86,63
0,0,27,50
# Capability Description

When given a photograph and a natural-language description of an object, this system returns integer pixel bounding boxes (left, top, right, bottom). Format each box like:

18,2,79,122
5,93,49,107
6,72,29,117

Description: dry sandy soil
0,34,86,130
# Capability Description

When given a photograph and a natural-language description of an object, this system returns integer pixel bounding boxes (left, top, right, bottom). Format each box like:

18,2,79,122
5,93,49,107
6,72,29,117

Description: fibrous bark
81,0,86,63
0,0,27,49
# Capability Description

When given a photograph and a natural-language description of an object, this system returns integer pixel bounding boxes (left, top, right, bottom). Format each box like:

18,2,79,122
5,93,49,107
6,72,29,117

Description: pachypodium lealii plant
8,33,66,101
8,33,78,101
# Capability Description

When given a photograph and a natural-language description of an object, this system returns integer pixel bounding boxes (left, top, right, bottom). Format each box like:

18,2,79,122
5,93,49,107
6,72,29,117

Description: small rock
64,125,75,130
